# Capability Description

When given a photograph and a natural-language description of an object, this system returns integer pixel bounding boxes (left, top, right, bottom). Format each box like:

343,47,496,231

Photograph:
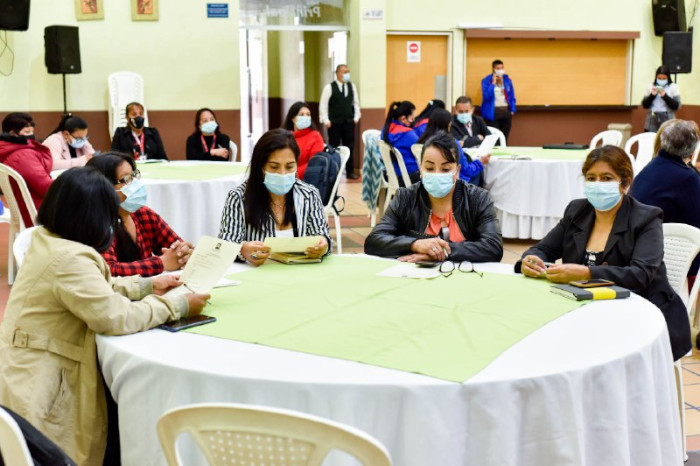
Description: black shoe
347,172,360,180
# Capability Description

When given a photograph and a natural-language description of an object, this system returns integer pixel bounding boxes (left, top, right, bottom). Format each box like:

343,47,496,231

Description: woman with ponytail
381,100,420,184
42,113,95,170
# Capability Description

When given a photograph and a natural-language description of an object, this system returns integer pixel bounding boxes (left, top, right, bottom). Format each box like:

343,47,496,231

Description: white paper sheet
377,263,442,279
176,236,241,293
475,134,499,159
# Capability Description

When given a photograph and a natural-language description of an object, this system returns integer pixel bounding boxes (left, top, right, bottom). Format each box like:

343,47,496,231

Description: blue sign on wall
207,3,229,18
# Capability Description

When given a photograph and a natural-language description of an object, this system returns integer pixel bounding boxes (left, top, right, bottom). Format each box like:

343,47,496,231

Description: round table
482,147,588,240
97,262,681,466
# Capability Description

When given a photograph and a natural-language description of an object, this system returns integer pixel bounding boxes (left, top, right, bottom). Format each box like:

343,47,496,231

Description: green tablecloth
137,162,248,180
491,146,589,161
187,256,584,382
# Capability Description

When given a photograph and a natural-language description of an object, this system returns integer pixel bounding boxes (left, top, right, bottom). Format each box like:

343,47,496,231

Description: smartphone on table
569,279,615,288
158,315,216,332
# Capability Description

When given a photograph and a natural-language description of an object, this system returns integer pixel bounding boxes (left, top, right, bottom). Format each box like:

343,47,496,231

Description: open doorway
239,28,267,163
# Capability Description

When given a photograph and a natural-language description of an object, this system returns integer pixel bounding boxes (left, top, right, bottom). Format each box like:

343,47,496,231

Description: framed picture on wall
75,0,104,20
131,0,159,21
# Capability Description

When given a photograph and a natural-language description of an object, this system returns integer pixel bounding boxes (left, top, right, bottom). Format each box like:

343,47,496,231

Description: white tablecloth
484,158,585,240
142,161,247,243
97,262,681,466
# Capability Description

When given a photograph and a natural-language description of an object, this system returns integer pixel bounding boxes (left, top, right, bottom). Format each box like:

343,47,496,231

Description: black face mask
25,134,36,140
129,116,145,129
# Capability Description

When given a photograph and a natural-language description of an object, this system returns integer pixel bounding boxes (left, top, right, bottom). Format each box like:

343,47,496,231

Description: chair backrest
0,163,38,229
377,140,412,188
13,226,38,269
157,403,392,466
228,141,238,162
624,132,657,175
663,223,700,308
0,407,33,466
589,130,623,149
692,144,700,167
107,71,149,138
486,126,507,147
325,146,351,210
411,143,423,163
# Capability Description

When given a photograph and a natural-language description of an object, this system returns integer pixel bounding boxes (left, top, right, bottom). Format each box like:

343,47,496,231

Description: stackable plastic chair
624,132,656,175
692,144,699,167
662,222,700,462
0,407,33,466
486,126,506,147
361,129,387,227
107,71,149,139
157,403,392,466
229,141,238,162
325,146,351,254
589,130,623,149
0,164,38,284
12,226,38,269
377,140,413,218
411,143,423,162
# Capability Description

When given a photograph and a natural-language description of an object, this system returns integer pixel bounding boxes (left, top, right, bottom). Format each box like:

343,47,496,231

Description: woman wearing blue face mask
642,65,681,133
517,145,690,360
186,108,232,161
364,131,503,263
282,101,325,179
219,128,331,266
43,114,95,170
88,152,194,277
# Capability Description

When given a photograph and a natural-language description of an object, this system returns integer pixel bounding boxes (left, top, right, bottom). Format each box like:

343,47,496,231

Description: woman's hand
659,88,666,97
160,247,183,271
151,275,183,296
480,154,491,165
651,87,658,96
241,241,270,267
306,238,329,259
545,264,591,283
211,148,229,158
521,255,547,278
411,238,451,262
398,253,432,263
185,293,211,316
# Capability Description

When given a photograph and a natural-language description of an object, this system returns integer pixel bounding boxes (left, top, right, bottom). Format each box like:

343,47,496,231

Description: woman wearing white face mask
88,152,194,277
642,65,681,133
364,131,503,263
43,114,95,170
282,101,325,179
518,145,690,360
219,129,331,266
186,108,232,161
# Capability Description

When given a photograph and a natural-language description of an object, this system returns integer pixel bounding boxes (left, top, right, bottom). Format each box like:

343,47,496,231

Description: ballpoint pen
183,283,212,305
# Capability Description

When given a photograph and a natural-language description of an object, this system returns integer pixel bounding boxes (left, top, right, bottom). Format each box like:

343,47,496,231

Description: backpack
302,145,345,213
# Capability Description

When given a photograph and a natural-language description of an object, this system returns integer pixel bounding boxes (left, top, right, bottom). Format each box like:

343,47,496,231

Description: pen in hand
183,283,212,305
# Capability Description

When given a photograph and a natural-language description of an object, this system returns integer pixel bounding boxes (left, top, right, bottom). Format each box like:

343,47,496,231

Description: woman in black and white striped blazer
218,129,331,266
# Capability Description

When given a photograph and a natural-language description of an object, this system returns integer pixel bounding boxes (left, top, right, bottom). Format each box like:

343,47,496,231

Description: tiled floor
0,177,699,452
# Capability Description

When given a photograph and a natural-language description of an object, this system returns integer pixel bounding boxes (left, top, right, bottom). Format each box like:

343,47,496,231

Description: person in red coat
0,113,53,226
282,101,325,179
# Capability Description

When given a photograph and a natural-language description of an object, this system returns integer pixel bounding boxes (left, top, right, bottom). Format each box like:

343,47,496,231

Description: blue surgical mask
656,79,668,87
201,121,218,134
457,113,472,125
295,116,311,130
119,179,148,213
422,172,456,198
342,72,351,83
69,137,87,149
264,172,296,196
584,181,621,212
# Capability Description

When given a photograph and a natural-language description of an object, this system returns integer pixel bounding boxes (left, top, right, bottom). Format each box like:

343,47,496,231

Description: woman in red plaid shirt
88,152,193,277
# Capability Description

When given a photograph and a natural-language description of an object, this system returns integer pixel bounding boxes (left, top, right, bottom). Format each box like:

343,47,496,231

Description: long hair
415,100,446,123
244,129,300,231
191,108,221,137
50,113,88,136
282,101,317,132
381,101,415,142
417,108,452,144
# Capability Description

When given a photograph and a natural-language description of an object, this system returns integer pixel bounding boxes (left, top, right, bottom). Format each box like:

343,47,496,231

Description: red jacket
294,128,325,179
0,136,53,226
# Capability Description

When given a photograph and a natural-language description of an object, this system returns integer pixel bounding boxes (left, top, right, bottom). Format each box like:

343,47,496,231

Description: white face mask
494,69,505,77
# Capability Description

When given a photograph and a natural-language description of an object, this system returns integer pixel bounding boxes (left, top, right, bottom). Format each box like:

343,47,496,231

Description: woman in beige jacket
0,167,210,465
42,114,95,171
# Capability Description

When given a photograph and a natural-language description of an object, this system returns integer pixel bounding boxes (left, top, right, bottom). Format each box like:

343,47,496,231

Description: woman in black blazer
111,102,168,160
517,145,691,360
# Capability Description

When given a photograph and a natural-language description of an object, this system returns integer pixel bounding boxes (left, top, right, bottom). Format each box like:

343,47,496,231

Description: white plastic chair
156,403,392,466
624,132,656,175
691,144,699,167
486,126,507,147
12,226,38,269
107,71,149,139
229,141,238,162
589,130,623,149
0,407,33,466
662,223,700,462
362,129,387,227
377,140,414,218
411,143,423,162
325,146,351,254
0,164,38,284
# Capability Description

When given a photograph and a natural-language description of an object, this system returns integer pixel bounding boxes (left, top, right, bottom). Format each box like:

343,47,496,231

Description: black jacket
450,115,491,149
516,196,691,360
111,127,168,160
185,132,231,161
364,180,503,262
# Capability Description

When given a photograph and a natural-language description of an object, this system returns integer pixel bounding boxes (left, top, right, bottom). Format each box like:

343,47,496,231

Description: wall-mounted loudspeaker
652,0,687,36
663,31,693,73
0,0,30,31
44,26,82,74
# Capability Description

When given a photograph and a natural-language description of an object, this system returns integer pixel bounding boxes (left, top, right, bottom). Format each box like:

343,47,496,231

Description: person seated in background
0,112,53,226
518,145,690,361
282,101,325,179
42,113,95,170
630,119,700,288
381,100,420,184
219,128,331,266
412,99,446,137
450,96,491,148
417,108,489,185
364,131,503,263
641,65,680,133
111,102,168,160
0,167,209,465
88,152,193,277
186,108,232,161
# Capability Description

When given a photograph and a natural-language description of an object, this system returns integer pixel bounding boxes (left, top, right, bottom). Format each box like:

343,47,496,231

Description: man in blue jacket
480,59,516,141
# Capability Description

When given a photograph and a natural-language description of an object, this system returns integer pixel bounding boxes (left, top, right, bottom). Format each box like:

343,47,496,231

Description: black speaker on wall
0,0,30,31
652,0,687,36
44,26,81,74
663,31,693,73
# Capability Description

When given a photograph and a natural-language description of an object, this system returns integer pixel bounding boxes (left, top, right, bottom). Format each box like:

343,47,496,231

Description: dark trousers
328,120,355,175
485,107,512,143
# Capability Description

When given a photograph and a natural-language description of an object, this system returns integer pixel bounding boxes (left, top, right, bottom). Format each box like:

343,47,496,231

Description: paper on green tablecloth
491,146,589,161
137,163,248,180
186,256,583,382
